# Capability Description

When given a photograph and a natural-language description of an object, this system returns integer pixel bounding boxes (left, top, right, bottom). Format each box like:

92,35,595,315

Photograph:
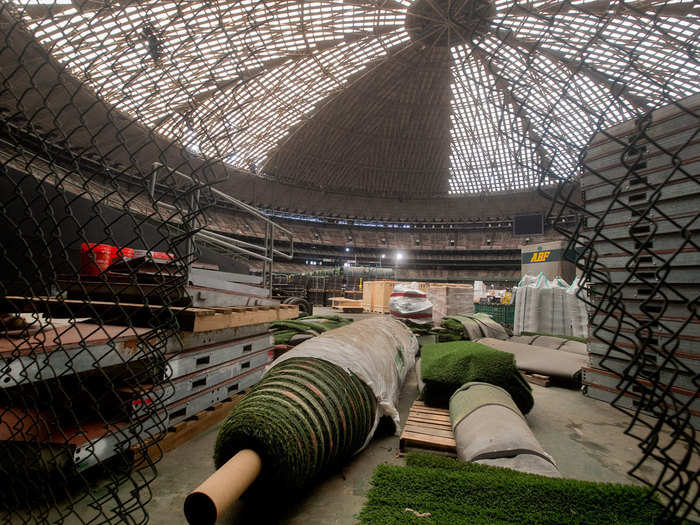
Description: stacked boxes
427,285,474,326
580,93,699,429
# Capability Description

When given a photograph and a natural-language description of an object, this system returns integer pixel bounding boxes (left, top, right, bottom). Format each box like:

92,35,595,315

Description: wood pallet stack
0,263,299,474
581,93,699,429
328,296,364,313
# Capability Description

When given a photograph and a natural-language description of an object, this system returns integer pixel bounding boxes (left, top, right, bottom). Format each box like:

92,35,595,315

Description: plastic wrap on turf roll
214,357,377,493
270,316,418,435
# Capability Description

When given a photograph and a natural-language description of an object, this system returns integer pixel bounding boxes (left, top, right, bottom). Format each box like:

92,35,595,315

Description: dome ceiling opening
405,0,496,47
11,0,699,197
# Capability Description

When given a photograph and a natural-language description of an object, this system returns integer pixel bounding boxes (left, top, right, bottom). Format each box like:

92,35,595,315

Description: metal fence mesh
0,0,698,523
0,4,216,523
542,102,699,521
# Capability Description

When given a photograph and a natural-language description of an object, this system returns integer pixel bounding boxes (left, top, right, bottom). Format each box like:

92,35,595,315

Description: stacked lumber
328,296,364,312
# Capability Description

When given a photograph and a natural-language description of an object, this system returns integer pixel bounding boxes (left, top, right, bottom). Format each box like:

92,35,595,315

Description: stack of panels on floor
581,93,699,429
0,268,298,473
125,324,274,426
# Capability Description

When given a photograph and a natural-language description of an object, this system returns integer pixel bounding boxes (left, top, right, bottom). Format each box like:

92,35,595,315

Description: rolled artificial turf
358,453,678,525
421,341,533,414
439,313,508,341
270,315,354,344
521,331,588,343
213,357,376,494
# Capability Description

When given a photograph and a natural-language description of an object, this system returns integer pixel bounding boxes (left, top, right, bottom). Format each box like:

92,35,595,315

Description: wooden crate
367,280,398,313
362,285,373,312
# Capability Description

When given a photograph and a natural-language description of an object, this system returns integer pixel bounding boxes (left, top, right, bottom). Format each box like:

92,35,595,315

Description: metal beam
491,28,651,112
511,0,699,18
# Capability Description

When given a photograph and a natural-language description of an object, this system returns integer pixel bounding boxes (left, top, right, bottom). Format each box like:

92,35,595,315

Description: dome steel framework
12,0,699,196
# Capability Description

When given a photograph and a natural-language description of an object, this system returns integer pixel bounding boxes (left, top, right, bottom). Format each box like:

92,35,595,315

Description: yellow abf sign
529,251,551,263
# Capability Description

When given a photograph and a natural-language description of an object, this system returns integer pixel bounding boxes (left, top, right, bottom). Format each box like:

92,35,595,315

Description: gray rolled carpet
476,338,587,382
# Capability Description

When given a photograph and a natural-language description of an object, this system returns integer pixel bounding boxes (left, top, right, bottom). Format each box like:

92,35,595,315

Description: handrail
151,162,294,242
151,163,295,293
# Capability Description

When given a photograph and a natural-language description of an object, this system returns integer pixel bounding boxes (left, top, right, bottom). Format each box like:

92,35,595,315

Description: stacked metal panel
0,268,282,474
580,94,699,429
128,324,273,426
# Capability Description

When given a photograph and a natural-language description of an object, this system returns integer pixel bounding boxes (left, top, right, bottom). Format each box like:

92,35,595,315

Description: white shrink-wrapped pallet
513,273,588,338
388,282,433,324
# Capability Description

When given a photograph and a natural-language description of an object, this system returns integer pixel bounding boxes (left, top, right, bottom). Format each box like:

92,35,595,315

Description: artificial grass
521,331,588,344
214,357,375,494
438,313,508,342
270,315,353,344
358,453,676,525
421,341,533,414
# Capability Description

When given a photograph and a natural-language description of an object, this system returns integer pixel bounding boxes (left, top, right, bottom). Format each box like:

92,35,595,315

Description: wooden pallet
523,372,551,387
0,296,298,332
329,297,364,312
399,400,456,454
132,393,245,467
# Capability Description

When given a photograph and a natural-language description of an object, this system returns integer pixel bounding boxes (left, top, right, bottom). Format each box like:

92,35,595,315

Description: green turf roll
270,315,354,344
421,341,533,413
214,357,376,494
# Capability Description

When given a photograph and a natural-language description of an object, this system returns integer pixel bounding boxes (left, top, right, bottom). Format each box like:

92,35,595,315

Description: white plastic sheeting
389,282,433,324
513,273,588,338
268,316,418,443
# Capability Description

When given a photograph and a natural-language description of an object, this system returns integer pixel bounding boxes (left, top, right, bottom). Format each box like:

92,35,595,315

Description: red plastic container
80,243,117,276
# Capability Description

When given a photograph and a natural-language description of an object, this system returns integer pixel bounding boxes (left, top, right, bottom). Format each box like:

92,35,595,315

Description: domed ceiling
14,0,699,197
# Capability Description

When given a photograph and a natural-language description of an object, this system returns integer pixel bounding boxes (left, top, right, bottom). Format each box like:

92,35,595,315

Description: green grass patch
421,341,533,414
521,332,588,344
358,453,675,524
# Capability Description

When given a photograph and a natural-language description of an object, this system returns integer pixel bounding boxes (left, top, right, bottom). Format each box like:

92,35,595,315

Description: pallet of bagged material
399,400,456,454
0,296,298,332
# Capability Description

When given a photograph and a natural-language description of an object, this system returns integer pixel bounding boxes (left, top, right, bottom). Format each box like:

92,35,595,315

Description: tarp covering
477,338,587,382
449,382,560,477
270,315,353,345
438,313,508,342
420,341,533,413
389,282,432,324
271,316,418,435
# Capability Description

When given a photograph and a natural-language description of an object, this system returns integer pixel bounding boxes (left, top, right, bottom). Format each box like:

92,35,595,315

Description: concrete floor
144,319,661,524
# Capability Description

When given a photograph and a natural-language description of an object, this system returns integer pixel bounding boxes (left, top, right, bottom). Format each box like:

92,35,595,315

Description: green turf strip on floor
358,453,676,525
421,341,533,414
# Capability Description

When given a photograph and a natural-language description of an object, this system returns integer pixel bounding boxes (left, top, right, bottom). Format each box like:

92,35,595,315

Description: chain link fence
543,100,699,520
0,0,698,523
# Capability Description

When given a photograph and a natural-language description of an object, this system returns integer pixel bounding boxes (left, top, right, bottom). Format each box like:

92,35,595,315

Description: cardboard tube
184,449,262,525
